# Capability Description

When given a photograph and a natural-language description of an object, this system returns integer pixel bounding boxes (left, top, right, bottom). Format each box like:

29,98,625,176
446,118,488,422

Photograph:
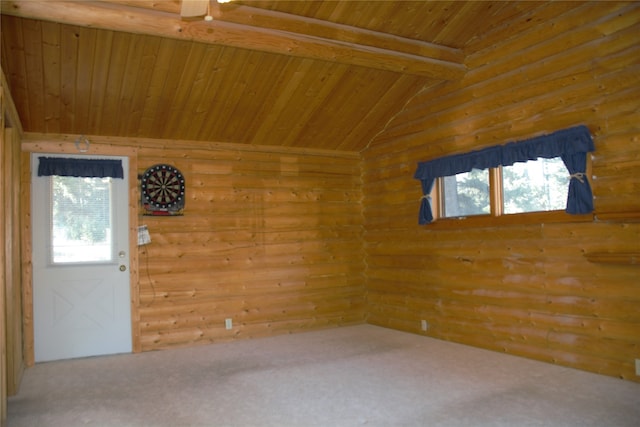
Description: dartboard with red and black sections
141,164,185,215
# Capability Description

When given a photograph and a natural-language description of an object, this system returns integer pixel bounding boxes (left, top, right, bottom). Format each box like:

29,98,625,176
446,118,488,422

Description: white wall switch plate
421,320,428,331
635,359,640,376
225,318,233,330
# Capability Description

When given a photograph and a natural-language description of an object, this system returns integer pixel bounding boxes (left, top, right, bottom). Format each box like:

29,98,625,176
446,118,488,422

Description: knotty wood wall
1,68,7,427
19,134,366,356
362,2,640,381
1,68,24,425
136,141,366,350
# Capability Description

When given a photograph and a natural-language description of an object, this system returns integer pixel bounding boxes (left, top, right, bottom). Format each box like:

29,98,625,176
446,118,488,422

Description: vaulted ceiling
1,1,555,151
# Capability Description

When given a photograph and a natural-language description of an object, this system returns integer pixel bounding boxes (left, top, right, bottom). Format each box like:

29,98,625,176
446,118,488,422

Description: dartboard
141,164,185,215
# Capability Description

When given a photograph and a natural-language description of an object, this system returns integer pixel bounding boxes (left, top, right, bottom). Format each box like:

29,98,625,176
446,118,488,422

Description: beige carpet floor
7,325,640,427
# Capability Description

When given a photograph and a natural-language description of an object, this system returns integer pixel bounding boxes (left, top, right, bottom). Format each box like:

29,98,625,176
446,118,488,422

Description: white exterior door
31,154,132,362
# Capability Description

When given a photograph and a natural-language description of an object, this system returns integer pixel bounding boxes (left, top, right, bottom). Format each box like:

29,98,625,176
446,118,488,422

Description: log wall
362,2,640,381
20,135,366,355
136,142,366,350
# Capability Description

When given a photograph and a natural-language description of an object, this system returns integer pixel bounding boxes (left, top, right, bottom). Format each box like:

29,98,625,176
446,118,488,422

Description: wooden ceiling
1,1,549,152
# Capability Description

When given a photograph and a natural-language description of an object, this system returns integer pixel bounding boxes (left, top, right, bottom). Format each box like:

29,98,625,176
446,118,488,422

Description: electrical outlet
225,318,233,330
635,359,640,376
421,320,429,331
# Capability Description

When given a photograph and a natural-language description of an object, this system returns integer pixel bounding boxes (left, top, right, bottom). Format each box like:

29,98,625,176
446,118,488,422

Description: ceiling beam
0,0,466,80
106,0,465,64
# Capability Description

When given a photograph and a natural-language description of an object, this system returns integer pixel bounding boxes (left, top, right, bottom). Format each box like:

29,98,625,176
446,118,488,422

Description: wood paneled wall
1,68,24,425
136,142,366,350
362,2,640,381
2,127,22,395
0,68,7,427
19,135,366,356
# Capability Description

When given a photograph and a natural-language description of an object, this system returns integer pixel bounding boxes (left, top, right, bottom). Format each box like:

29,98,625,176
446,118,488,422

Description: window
50,176,114,264
502,157,568,214
414,126,595,225
37,156,124,262
442,169,490,218
439,157,570,220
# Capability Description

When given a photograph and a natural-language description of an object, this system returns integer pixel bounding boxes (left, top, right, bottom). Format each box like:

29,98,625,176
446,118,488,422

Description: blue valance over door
414,125,595,224
37,157,124,179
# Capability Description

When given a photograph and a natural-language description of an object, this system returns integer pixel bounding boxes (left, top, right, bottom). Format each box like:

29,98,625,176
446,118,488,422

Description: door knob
119,265,127,272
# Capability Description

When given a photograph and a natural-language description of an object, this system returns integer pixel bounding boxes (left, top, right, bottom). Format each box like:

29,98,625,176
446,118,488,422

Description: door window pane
502,157,568,214
50,176,114,263
442,169,490,218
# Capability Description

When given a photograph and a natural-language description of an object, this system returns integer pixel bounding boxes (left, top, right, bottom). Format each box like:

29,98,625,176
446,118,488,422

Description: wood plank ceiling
1,1,547,152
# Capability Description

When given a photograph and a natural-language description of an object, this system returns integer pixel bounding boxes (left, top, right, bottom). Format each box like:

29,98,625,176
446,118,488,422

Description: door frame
21,137,140,366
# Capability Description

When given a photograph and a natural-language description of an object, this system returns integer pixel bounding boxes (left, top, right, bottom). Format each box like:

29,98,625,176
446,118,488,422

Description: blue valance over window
38,157,124,179
414,125,595,224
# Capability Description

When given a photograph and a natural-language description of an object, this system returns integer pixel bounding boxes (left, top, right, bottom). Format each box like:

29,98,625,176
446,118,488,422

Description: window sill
423,211,593,229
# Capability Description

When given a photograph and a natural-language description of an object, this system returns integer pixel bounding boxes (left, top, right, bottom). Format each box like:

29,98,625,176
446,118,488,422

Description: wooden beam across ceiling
0,0,466,80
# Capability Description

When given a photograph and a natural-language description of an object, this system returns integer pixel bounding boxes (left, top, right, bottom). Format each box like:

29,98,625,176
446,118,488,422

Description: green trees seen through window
51,176,113,263
441,157,569,218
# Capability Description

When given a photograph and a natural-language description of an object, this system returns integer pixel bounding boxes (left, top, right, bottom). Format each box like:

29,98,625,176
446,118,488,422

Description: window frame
414,126,596,226
428,157,593,229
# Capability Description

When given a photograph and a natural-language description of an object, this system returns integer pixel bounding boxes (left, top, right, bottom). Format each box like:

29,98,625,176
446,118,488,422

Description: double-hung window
415,126,595,225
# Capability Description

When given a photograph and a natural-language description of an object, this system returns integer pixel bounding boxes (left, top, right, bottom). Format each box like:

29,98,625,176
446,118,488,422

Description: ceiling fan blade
181,0,209,18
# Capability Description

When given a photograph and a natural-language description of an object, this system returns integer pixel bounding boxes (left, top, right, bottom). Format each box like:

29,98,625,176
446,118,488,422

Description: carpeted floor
7,325,640,427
